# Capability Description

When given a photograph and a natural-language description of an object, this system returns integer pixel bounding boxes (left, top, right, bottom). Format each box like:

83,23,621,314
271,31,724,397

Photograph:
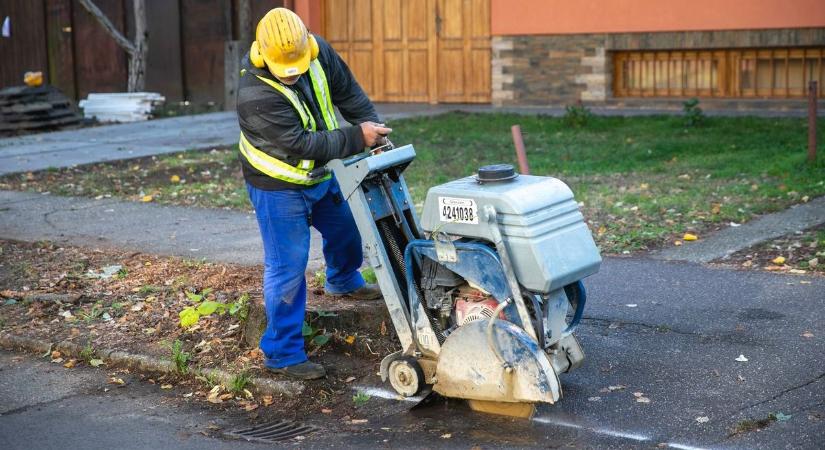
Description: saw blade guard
432,318,560,405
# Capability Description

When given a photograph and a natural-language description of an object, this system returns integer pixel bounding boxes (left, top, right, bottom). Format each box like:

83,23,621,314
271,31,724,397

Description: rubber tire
387,356,425,397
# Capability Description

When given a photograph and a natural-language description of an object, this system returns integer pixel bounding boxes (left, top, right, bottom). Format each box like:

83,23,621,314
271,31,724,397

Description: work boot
329,283,382,300
268,361,326,380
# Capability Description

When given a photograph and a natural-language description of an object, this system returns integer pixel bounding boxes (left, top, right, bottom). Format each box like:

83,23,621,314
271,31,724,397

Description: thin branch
77,0,136,55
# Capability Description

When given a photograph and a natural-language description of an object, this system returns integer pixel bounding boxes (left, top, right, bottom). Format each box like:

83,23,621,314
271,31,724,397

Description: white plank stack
79,92,165,123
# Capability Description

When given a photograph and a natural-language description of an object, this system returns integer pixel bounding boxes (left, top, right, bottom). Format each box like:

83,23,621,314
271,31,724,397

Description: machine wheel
387,356,425,397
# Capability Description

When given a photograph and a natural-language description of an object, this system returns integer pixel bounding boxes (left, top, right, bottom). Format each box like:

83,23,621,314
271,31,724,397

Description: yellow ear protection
308,34,320,60
250,41,265,68
249,34,319,70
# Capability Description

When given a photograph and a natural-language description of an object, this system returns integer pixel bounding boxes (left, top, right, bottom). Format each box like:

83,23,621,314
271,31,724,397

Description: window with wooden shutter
613,48,824,98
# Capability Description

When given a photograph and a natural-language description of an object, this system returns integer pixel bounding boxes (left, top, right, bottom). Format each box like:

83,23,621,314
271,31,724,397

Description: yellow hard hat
250,8,319,78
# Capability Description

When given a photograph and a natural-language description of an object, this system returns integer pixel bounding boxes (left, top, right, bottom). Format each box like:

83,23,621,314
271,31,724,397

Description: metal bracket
433,232,457,263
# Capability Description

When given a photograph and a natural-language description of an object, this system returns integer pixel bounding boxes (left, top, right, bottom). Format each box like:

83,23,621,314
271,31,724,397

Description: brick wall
492,28,825,107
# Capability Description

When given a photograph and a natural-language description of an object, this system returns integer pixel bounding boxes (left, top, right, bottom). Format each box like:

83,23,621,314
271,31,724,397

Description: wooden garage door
322,0,490,103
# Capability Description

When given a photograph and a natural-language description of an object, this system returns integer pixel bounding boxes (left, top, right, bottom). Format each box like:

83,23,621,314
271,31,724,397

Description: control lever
312,136,396,178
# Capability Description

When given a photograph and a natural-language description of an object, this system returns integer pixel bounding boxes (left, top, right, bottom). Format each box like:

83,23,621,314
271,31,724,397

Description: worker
237,8,390,380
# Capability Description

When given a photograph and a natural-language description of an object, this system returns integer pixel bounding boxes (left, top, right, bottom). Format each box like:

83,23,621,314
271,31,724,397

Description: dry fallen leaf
633,392,644,398
321,408,332,414
772,256,786,265
262,395,274,406
735,354,749,362
674,240,683,246
170,175,181,183
345,335,356,345
161,384,173,390
63,359,76,369
109,377,125,385
243,403,259,412
636,397,651,404
141,195,153,203
683,233,698,241
441,433,452,439
588,396,602,402
350,419,368,425
696,416,710,423
345,376,356,383
801,331,815,338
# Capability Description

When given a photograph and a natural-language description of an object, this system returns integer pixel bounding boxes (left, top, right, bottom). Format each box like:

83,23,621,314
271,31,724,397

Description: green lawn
2,112,823,254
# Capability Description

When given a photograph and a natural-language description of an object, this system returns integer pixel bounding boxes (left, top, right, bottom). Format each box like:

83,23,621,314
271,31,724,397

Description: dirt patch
0,239,397,419
710,223,825,276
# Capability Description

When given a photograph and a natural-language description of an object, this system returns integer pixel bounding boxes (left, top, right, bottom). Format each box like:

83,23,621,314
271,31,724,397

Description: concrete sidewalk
655,196,825,263
0,112,240,176
4,188,825,272
0,190,332,270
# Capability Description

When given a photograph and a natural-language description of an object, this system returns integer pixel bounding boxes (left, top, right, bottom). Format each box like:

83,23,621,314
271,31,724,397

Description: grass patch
352,391,370,407
169,339,191,374
229,371,251,395
2,114,822,253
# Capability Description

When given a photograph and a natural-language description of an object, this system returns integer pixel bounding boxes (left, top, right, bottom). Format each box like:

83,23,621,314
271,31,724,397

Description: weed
563,101,592,128
361,267,377,284
352,391,371,407
184,288,213,303
172,275,190,290
138,285,160,295
179,289,249,328
79,341,96,363
195,369,221,388
169,340,191,374
302,320,330,347
229,371,251,395
313,270,326,288
229,293,250,322
655,325,671,333
81,303,105,322
115,267,129,280
182,258,208,269
682,98,705,127
732,415,775,435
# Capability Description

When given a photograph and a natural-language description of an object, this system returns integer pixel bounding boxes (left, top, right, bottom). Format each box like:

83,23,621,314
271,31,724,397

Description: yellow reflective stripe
308,60,338,130
249,74,319,179
254,75,316,131
238,133,329,185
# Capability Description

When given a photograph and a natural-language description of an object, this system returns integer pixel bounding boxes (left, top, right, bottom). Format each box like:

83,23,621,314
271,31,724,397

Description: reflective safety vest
238,60,339,185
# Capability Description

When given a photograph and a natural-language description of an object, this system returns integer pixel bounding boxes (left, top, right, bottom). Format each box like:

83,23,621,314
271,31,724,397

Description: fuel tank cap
476,164,518,183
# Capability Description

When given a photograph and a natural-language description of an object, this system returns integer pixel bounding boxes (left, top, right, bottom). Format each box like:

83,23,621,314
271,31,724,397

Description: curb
0,332,304,398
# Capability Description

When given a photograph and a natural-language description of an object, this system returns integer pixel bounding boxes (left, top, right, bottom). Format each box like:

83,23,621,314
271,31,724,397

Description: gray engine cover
420,174,601,293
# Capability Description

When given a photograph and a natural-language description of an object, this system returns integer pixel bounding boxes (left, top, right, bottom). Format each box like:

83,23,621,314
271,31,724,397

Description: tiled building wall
491,28,825,107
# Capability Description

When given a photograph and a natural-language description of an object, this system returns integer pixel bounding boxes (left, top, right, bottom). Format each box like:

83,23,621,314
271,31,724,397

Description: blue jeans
247,178,365,368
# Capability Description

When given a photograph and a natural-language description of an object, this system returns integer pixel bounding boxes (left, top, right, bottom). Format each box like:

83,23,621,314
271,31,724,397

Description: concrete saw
327,142,601,418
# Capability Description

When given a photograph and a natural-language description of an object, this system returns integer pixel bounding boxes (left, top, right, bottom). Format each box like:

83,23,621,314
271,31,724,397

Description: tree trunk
78,0,147,93
128,0,148,91
238,0,253,47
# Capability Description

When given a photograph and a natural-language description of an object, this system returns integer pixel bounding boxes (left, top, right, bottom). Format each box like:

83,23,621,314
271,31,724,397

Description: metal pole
809,80,818,164
511,125,530,175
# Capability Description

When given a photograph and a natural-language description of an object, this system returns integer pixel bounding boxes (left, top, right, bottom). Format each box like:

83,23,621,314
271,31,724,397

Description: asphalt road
1,257,823,449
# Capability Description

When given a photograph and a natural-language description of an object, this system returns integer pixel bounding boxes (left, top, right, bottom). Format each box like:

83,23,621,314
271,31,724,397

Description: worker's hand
360,121,393,147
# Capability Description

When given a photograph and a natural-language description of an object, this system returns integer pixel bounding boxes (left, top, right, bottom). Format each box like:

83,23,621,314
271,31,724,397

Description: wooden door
435,0,490,103
322,0,490,103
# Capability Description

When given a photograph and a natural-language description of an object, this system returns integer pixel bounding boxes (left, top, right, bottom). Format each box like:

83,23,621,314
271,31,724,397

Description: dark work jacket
236,36,380,190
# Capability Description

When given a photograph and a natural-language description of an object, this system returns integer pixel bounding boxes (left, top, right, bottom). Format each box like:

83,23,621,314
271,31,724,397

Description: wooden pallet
0,85,82,133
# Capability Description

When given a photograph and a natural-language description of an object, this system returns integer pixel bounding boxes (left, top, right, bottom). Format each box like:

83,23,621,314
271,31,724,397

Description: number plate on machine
438,196,478,224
